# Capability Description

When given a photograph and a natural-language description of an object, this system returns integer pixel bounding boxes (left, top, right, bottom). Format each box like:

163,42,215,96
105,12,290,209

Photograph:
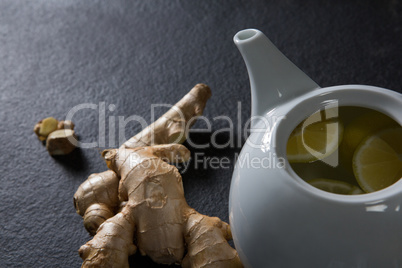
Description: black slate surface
0,1,401,267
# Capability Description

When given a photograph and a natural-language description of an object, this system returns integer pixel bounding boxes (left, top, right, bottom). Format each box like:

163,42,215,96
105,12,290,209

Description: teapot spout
234,29,320,126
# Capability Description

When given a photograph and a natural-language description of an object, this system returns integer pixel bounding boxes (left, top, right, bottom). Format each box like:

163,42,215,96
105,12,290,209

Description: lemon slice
287,111,343,163
307,178,364,195
340,110,399,168
353,128,402,193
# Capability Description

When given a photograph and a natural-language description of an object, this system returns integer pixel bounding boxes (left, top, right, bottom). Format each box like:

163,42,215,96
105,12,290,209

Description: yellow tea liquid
287,106,402,194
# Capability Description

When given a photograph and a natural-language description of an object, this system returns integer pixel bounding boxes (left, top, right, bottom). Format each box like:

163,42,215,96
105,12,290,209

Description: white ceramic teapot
229,29,402,267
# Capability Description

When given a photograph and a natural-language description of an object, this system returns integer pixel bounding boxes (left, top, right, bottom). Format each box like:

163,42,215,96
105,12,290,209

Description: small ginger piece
46,129,77,155
34,117,77,155
34,117,59,141
58,120,75,130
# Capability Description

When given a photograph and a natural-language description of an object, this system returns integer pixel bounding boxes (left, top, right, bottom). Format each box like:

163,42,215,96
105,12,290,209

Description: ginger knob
83,204,115,236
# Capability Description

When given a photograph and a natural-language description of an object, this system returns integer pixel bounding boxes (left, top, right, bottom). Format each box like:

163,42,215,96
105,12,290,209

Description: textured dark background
0,0,401,267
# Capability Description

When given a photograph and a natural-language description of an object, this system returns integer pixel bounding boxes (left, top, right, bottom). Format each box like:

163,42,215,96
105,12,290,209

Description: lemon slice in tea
287,111,343,163
307,178,363,195
340,110,399,169
353,128,402,193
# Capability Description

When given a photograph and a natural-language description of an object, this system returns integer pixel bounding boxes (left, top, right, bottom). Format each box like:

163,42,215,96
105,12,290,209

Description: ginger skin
74,170,120,235
122,83,212,149
74,84,243,267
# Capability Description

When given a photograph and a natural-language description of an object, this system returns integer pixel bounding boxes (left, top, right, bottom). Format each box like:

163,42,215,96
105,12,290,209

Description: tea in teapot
287,106,402,194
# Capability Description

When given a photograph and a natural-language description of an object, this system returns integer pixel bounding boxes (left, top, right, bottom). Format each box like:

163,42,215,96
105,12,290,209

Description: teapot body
229,85,402,267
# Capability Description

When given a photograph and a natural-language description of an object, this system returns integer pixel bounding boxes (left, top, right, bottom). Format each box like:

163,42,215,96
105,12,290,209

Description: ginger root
74,84,243,267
